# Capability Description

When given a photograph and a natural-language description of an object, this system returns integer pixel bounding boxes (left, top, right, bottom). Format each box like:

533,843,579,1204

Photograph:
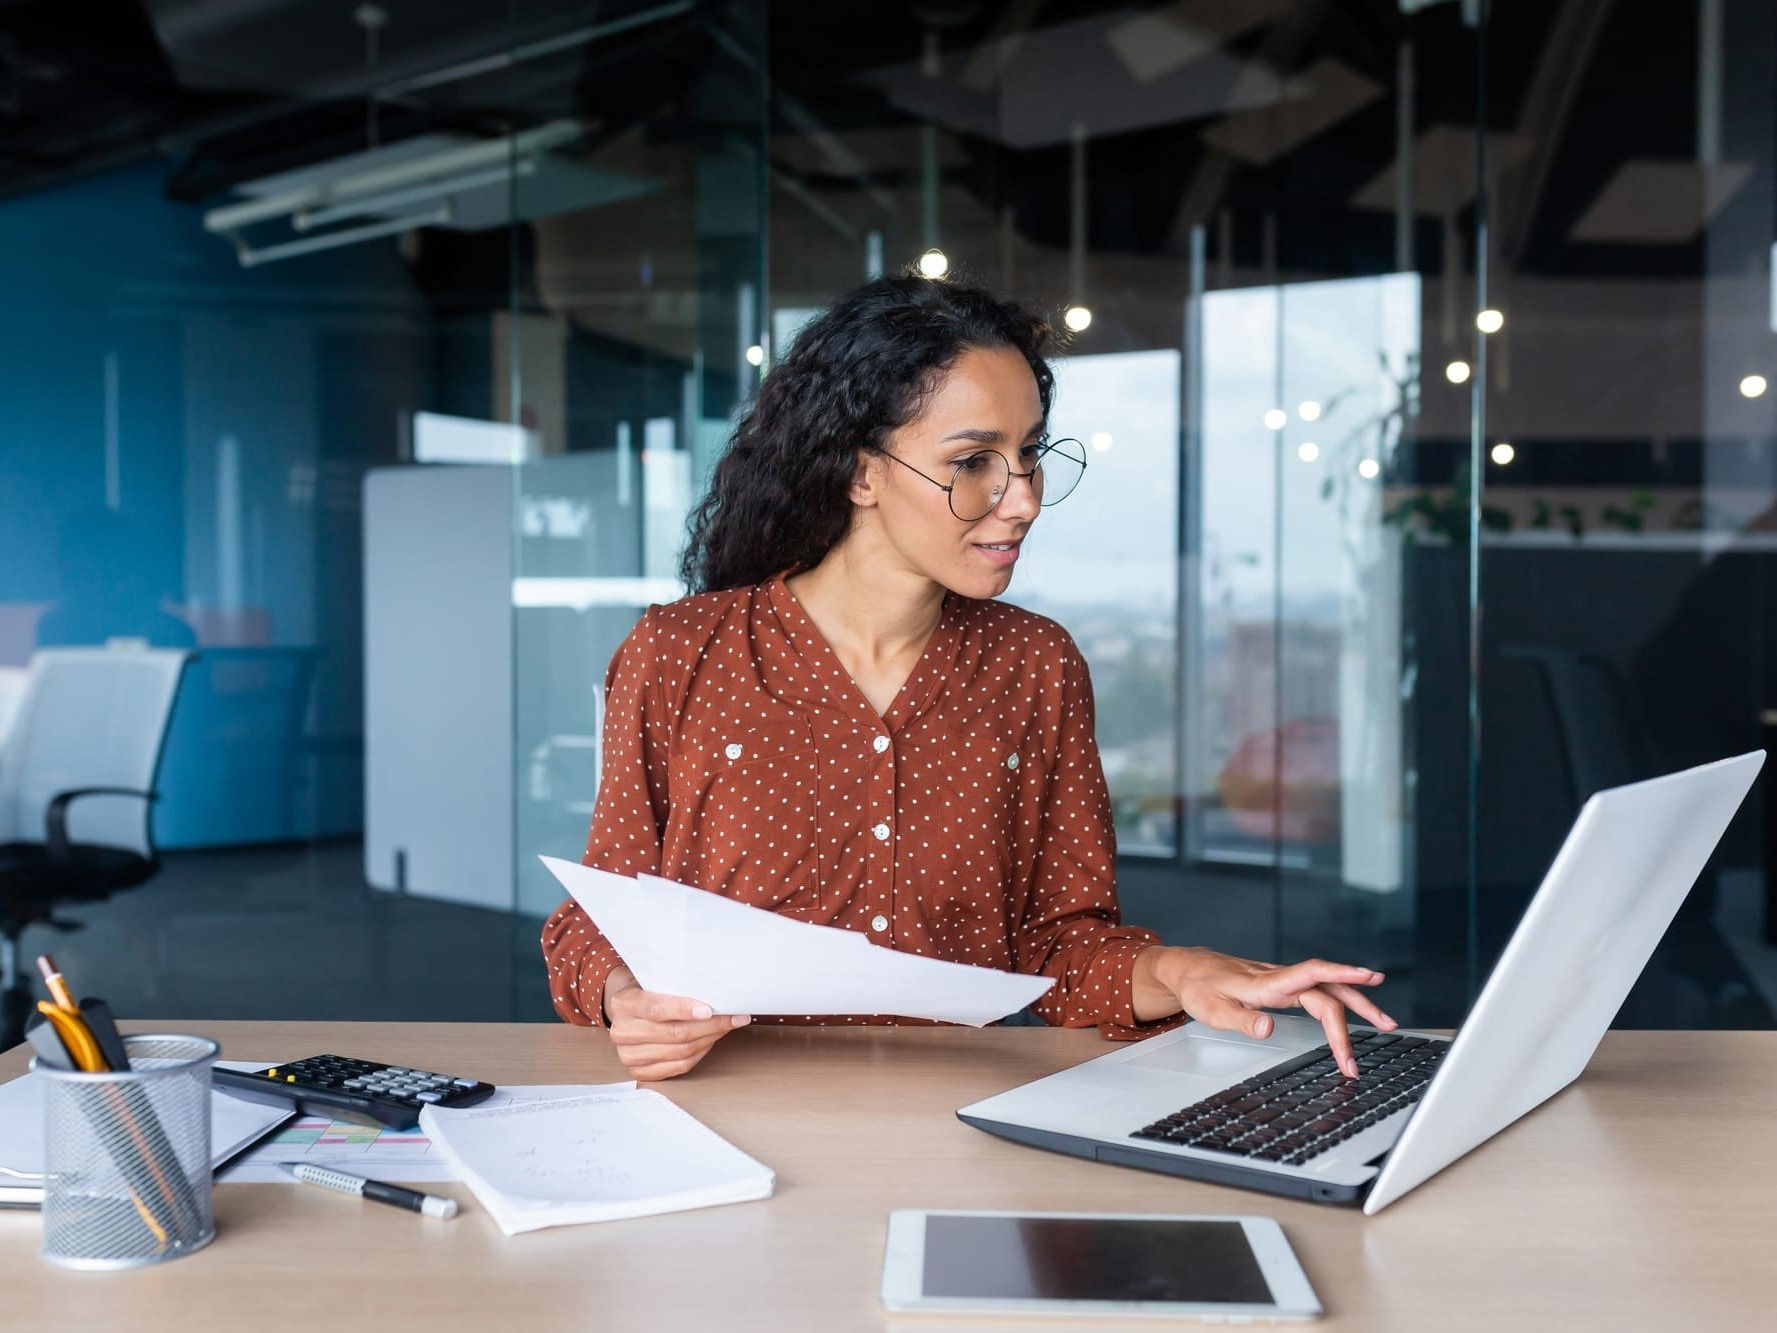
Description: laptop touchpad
1123,1036,1272,1078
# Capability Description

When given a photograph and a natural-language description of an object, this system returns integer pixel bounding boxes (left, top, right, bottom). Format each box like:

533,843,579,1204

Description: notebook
0,1071,294,1207
419,1088,774,1235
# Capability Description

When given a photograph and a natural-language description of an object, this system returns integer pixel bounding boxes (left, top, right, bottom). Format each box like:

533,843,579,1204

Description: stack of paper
541,856,1054,1025
419,1089,774,1236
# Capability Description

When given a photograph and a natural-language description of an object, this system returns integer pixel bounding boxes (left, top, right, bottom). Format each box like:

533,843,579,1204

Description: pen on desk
280,1163,459,1219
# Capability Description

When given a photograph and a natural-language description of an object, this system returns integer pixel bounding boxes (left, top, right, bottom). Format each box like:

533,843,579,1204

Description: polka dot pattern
539,572,1170,1039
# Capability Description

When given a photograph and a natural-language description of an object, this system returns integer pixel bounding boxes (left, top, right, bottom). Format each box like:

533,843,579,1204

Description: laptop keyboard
1130,1032,1447,1166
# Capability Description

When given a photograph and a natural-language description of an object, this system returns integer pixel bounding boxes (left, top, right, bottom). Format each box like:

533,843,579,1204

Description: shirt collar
762,572,968,732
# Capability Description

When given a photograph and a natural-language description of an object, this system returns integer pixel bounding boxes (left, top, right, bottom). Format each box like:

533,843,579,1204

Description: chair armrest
45,787,159,863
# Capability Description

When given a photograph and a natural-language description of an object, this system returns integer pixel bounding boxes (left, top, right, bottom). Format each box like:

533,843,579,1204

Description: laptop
958,751,1765,1214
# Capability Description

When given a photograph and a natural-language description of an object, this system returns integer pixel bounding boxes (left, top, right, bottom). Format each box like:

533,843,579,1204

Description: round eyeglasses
871,438,1087,522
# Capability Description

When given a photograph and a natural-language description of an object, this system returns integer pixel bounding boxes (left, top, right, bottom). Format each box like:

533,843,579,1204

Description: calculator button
452,1079,479,1088
415,1091,446,1103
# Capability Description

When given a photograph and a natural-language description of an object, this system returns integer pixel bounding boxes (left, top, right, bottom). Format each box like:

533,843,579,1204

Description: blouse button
873,735,890,754
871,822,891,841
870,914,889,933
1006,753,1020,770
724,743,743,760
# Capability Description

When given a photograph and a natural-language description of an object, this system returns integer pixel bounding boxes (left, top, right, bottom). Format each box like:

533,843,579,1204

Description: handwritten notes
418,1090,774,1235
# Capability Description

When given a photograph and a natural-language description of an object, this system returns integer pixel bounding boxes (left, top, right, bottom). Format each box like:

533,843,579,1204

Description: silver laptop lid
1364,750,1764,1214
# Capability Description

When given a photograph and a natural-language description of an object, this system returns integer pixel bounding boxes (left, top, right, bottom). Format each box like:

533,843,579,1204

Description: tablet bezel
880,1209,1322,1320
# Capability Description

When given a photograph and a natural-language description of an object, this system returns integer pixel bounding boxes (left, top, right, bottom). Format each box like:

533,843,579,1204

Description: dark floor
14,839,1773,1033
24,839,553,1025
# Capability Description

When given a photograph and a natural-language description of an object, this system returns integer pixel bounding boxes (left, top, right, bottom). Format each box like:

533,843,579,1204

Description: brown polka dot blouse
540,572,1169,1038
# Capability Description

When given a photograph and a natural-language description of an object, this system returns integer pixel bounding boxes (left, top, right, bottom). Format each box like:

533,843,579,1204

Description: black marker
280,1162,459,1218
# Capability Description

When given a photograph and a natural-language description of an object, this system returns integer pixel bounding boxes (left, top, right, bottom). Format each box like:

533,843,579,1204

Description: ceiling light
917,248,950,279
1357,458,1380,479
1476,308,1504,334
1740,374,1768,398
745,345,765,367
1491,442,1516,465
1064,305,1093,332
1297,400,1322,422
206,121,581,235
1263,408,1288,431
1090,431,1114,453
1445,360,1472,384
236,205,449,268
1297,442,1320,463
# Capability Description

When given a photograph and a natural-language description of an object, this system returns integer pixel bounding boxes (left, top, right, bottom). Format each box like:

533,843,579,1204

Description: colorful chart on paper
216,1072,631,1183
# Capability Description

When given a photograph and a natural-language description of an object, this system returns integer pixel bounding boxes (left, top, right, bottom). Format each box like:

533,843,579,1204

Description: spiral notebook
419,1088,774,1236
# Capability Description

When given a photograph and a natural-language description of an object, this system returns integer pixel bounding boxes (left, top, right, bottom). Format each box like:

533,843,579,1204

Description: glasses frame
869,438,1087,522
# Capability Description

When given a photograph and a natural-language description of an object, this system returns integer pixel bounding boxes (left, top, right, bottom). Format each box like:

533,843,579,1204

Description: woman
541,275,1394,1081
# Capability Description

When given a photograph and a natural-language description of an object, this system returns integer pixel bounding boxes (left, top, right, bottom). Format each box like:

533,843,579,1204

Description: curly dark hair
680,274,1058,593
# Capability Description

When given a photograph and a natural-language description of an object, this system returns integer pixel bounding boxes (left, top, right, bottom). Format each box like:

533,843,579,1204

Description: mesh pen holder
35,1034,220,1271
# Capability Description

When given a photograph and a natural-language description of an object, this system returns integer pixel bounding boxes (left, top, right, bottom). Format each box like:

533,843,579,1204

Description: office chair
154,645,320,846
0,647,190,1048
1501,645,1650,802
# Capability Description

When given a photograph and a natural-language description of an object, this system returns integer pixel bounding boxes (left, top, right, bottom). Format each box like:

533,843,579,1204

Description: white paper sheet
541,856,1053,1026
420,1089,774,1235
214,1062,634,1183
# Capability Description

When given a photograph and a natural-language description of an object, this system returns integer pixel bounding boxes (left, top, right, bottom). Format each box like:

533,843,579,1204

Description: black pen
280,1162,459,1218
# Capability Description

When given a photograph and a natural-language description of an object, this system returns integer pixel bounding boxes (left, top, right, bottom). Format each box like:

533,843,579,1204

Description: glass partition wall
503,0,771,940
2,0,1771,1029
742,1,1488,1019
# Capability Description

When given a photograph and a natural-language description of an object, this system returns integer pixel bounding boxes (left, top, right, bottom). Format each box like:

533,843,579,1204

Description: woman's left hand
1131,946,1397,1078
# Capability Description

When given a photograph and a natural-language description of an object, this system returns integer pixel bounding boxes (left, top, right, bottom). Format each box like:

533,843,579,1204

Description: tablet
881,1210,1322,1321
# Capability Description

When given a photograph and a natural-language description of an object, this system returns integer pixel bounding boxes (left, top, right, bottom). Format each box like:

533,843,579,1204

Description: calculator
212,1054,497,1130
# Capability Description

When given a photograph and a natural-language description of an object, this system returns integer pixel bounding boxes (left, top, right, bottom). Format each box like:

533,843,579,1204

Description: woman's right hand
602,966,751,1081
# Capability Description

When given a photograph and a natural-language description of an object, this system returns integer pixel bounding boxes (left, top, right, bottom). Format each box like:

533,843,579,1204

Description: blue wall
0,163,449,846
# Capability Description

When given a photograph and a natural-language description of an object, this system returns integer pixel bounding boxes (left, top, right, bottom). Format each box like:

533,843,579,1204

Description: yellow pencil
35,1001,106,1073
35,954,77,1014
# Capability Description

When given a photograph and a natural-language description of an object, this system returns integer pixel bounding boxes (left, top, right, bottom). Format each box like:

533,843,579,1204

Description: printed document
541,856,1053,1025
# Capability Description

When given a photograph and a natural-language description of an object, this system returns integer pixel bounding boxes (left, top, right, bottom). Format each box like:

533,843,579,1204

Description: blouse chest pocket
671,716,817,798
664,716,821,908
929,721,1041,840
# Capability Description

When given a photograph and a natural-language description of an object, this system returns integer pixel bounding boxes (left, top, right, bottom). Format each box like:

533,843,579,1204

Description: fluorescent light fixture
201,119,664,268
205,121,581,235
236,206,448,268
295,159,537,232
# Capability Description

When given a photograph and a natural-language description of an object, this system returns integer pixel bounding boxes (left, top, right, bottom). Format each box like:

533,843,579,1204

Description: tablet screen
921,1215,1273,1304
